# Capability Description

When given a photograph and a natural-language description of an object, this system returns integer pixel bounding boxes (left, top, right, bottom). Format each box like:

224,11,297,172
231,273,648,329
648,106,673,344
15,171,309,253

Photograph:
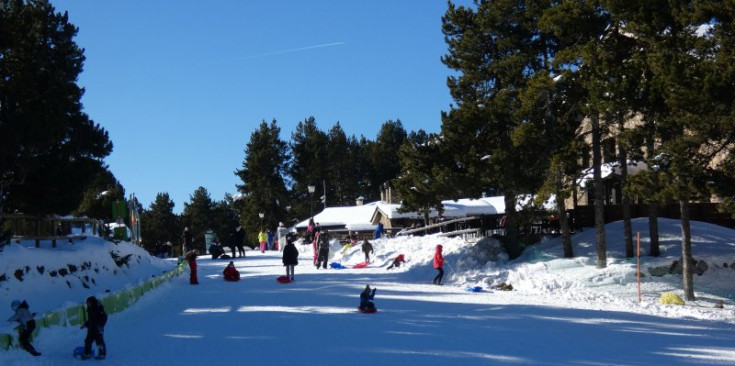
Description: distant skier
80,296,107,360
432,244,444,285
282,239,299,281
358,285,377,311
7,300,41,356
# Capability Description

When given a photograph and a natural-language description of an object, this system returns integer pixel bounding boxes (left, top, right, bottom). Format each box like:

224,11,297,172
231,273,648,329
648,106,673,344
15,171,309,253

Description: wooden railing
0,214,106,248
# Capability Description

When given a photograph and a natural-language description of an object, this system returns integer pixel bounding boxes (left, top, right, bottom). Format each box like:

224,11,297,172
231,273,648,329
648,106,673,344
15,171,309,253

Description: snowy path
9,248,735,365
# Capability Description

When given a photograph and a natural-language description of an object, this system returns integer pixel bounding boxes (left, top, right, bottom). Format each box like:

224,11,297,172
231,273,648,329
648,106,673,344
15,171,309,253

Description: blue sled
330,262,346,269
465,286,483,293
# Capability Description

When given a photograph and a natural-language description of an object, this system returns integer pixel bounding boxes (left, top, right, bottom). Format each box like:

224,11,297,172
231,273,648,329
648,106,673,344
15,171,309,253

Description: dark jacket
83,297,107,331
282,242,299,266
360,287,377,309
361,240,374,254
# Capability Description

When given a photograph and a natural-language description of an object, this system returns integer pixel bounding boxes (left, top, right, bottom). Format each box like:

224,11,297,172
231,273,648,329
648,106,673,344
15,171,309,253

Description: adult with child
80,296,107,360
282,239,299,281
7,300,41,356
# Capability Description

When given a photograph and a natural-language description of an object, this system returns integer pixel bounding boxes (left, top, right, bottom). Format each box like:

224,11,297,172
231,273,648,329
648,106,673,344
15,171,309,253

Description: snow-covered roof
294,195,556,231
577,160,648,188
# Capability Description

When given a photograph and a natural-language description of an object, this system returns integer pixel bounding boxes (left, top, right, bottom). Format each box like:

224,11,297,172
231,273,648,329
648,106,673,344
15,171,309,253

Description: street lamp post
307,185,316,219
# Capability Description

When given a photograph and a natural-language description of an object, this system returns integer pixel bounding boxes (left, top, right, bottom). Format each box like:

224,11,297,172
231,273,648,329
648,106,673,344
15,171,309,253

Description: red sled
276,276,292,284
357,307,377,314
353,261,368,269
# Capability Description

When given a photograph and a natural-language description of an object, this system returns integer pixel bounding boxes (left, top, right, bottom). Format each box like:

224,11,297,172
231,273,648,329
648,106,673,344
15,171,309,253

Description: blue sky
51,1,470,213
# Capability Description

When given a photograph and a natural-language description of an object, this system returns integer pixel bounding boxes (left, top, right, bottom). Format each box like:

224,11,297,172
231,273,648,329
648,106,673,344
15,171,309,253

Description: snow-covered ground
1,217,734,365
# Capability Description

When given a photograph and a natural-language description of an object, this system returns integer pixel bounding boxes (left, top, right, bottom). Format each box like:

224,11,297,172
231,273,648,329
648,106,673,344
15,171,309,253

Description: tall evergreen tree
74,168,125,222
0,0,112,215
288,117,328,218
368,120,407,198
326,122,361,206
235,120,289,243
140,192,179,256
181,186,216,254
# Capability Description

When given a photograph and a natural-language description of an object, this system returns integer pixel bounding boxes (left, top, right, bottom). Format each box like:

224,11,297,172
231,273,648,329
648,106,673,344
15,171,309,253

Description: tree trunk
648,203,660,256
555,171,573,258
504,193,519,249
619,146,633,258
592,115,607,268
680,198,695,300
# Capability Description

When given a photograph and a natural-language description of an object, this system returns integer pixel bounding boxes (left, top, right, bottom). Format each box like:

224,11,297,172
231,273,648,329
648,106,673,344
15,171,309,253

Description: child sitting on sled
223,261,241,281
359,285,377,311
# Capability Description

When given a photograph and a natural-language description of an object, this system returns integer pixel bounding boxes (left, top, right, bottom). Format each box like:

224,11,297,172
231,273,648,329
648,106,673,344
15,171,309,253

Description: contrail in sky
245,41,346,59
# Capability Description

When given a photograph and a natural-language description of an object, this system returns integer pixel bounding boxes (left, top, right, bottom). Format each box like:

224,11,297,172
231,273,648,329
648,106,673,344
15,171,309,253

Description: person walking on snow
7,300,41,356
267,228,276,251
185,249,199,284
433,244,444,285
282,239,299,281
80,296,107,360
233,225,246,258
315,230,330,269
361,239,374,262
258,228,267,253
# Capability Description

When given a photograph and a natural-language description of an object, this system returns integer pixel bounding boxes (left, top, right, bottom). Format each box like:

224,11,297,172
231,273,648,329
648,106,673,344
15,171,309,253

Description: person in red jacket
387,254,405,270
185,250,199,285
432,244,444,285
223,261,241,281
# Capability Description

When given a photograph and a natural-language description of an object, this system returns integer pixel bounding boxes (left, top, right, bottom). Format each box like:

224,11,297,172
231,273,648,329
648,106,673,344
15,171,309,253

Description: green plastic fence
1,262,185,351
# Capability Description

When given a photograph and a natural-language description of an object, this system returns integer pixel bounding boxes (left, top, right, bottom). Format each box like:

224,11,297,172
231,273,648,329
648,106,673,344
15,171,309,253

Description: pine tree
181,187,216,254
288,117,328,218
235,120,289,243
0,0,113,215
140,193,179,256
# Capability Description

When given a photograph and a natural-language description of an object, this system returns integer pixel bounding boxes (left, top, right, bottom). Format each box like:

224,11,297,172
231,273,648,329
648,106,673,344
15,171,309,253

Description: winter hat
10,300,20,311
364,285,371,292
86,296,99,306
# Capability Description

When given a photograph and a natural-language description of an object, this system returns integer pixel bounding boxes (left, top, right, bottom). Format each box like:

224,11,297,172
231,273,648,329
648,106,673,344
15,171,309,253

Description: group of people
7,296,107,359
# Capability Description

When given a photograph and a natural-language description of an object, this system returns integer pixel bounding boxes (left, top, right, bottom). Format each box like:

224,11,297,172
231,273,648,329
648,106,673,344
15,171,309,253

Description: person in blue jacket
359,285,377,311
374,222,384,239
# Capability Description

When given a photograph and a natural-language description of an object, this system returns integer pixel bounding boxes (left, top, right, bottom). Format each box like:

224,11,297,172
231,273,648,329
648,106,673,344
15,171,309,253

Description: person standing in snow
80,296,107,360
315,230,330,269
282,239,299,281
277,222,289,252
359,285,377,311
266,228,276,251
361,239,374,263
432,244,444,285
185,249,199,285
306,218,315,243
374,222,384,239
7,300,41,356
234,225,246,257
258,228,267,253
